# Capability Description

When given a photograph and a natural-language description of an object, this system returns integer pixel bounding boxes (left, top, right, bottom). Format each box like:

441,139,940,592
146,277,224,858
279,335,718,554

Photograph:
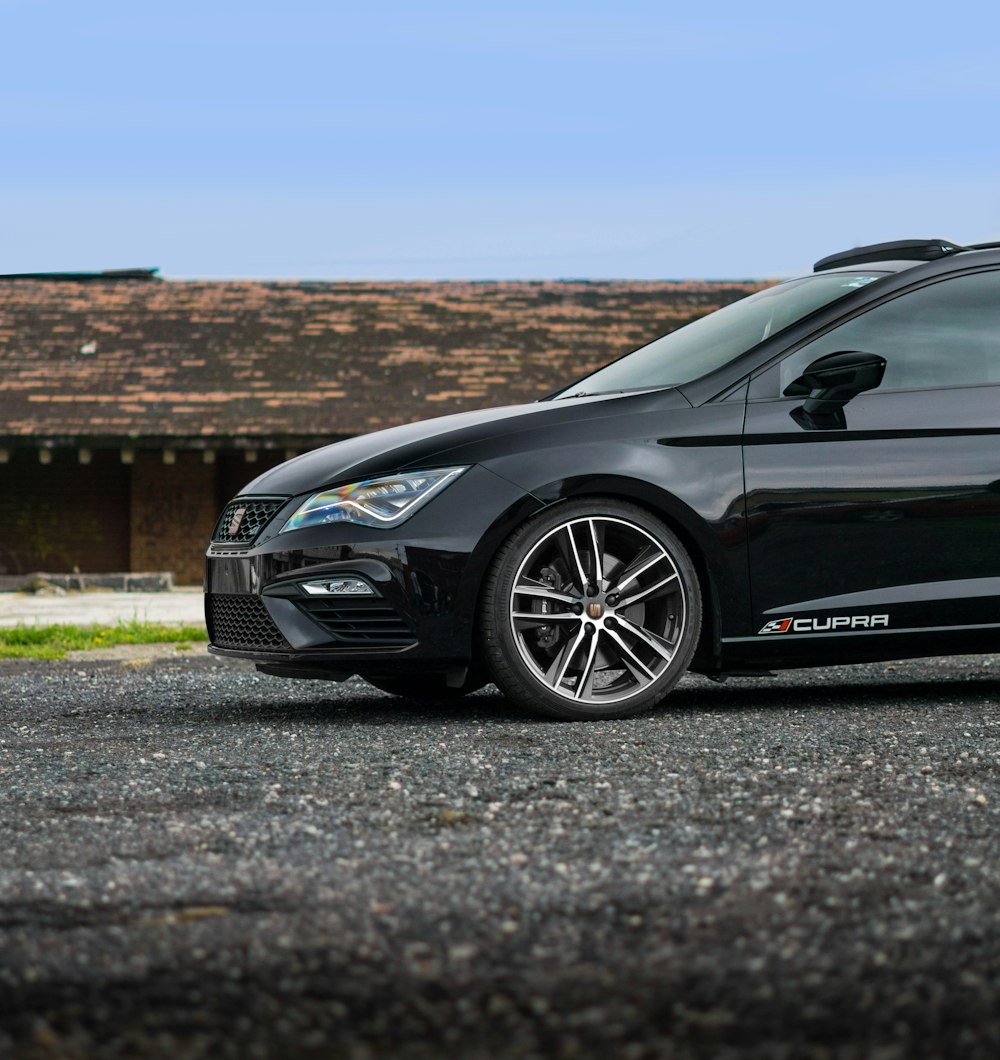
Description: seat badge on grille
227,506,247,537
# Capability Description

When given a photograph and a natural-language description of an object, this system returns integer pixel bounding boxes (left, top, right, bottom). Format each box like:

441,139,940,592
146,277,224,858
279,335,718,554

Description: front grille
298,598,416,646
212,497,286,546
207,594,291,652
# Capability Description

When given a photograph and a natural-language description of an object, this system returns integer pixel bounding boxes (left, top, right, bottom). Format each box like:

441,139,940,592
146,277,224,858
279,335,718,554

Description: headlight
280,467,468,532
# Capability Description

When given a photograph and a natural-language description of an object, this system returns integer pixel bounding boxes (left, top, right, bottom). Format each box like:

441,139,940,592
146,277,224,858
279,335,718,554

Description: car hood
240,389,690,497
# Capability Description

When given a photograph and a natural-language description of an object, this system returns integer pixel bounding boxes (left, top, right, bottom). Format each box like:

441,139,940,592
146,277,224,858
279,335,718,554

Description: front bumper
204,464,541,678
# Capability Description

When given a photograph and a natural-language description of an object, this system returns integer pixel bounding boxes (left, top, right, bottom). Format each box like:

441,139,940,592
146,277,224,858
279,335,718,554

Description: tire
364,672,488,700
480,499,701,720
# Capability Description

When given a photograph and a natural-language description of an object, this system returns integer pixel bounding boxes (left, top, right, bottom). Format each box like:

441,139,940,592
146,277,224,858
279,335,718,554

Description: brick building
0,271,765,584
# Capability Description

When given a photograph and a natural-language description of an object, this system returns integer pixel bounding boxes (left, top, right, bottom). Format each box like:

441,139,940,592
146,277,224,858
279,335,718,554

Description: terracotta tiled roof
0,278,768,443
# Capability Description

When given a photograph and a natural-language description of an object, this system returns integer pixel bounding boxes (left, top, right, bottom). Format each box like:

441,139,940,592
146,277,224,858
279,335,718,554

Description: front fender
479,399,751,640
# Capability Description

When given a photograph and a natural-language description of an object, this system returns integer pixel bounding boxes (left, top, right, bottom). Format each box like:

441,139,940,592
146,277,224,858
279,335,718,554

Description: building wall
0,447,130,575
0,446,296,585
215,450,289,513
129,451,217,585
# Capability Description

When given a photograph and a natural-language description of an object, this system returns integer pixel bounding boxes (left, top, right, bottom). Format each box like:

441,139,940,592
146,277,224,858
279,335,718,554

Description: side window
778,270,1000,395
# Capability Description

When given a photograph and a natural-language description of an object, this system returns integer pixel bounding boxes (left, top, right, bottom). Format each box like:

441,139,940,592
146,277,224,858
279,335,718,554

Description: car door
739,267,1000,662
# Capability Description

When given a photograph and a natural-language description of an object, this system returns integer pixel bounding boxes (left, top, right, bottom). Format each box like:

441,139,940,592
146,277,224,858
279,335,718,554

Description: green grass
0,621,209,659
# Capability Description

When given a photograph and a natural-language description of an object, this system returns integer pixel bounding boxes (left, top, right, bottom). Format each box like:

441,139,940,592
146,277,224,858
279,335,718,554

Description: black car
205,238,1000,719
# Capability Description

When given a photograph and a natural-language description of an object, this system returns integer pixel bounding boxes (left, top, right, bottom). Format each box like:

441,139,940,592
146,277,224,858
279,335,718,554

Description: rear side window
779,270,1000,394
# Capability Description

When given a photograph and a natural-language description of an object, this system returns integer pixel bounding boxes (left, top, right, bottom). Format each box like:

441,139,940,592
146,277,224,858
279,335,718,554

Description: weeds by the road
0,621,208,659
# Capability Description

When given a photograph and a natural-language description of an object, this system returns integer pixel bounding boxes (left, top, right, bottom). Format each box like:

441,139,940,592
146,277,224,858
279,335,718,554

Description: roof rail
0,268,160,282
813,240,964,273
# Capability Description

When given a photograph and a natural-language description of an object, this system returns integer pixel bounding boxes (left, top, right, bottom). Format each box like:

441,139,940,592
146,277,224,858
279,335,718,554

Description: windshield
552,272,887,398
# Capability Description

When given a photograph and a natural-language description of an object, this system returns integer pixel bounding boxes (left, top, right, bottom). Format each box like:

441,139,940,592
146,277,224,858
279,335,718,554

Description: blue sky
2,0,999,279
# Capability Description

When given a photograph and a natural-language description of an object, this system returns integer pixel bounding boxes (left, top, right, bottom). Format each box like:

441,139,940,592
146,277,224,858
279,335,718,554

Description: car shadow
669,674,1000,711
191,668,1000,727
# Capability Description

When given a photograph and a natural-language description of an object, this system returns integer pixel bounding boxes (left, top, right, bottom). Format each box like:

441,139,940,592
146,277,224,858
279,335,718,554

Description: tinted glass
779,270,1000,394
553,272,885,398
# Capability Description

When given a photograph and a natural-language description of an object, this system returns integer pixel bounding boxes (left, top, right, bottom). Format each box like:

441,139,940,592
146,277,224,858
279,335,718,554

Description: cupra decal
758,615,890,635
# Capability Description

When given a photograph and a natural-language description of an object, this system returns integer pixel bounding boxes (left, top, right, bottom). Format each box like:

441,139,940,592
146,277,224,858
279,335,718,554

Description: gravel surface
1,651,999,1059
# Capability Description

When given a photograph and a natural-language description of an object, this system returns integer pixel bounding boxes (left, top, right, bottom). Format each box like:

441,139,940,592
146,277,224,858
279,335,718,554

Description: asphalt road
1,651,999,1059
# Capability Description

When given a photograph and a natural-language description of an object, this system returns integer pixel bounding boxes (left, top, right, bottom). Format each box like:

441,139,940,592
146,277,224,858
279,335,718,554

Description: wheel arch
472,473,730,671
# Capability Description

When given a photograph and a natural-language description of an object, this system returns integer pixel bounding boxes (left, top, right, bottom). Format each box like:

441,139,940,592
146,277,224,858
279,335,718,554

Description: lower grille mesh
207,594,290,652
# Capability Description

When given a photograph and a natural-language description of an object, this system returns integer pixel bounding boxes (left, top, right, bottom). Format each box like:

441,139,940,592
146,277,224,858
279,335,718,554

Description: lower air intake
298,598,416,646
207,594,290,652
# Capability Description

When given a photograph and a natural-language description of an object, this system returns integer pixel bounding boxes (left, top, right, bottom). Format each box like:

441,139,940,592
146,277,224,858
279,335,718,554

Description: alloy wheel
483,501,701,719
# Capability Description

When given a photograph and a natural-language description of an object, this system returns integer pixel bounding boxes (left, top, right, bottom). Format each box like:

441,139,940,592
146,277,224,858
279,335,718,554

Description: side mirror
784,350,886,430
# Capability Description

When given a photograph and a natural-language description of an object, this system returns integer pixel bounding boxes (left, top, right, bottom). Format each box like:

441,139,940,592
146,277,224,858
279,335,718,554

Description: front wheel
480,500,701,720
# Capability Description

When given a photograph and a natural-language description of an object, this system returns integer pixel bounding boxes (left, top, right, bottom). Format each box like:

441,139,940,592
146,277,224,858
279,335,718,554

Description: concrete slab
0,588,205,628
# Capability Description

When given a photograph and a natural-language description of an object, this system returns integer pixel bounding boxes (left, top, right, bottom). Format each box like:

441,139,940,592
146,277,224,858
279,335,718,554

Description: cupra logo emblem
759,614,890,635
227,506,247,537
